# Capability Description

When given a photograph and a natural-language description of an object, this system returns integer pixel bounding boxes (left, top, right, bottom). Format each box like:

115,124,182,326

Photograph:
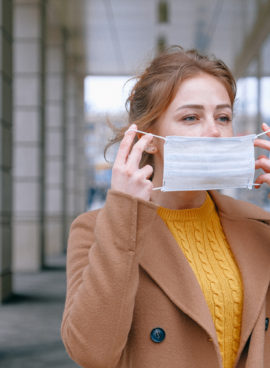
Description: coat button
150,327,166,343
265,318,269,331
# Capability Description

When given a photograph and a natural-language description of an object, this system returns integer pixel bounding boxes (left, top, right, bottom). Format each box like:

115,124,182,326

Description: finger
254,173,270,187
114,124,137,166
138,164,154,180
257,155,268,160
126,133,153,169
262,122,270,138
254,139,270,151
255,157,270,172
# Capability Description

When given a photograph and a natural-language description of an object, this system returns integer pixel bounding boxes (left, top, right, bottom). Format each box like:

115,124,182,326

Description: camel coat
61,190,270,368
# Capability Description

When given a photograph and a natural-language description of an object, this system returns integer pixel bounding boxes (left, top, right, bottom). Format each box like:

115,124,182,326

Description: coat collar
138,190,270,364
209,190,270,222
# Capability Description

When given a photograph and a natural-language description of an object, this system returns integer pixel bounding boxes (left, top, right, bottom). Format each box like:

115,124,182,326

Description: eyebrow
176,104,232,111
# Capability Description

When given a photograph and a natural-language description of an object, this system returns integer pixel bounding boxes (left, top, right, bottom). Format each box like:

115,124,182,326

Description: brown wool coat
61,190,270,368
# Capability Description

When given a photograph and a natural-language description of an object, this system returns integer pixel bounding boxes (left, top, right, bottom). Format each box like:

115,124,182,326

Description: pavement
0,255,80,368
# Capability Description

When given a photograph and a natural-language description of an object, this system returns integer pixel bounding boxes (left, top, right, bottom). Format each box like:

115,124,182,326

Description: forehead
171,73,231,107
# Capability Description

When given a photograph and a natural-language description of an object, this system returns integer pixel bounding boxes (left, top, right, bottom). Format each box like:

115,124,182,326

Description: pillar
0,0,13,301
74,76,86,215
13,0,46,271
66,70,78,238
45,27,66,257
65,62,86,241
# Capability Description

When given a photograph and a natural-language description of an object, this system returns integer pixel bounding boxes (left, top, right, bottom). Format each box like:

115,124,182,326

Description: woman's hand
254,122,270,190
111,124,154,201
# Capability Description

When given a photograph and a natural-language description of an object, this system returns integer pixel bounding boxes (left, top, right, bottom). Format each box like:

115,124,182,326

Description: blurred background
0,0,269,366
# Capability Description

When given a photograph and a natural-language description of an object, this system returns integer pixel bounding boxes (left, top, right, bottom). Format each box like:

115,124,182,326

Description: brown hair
105,45,236,169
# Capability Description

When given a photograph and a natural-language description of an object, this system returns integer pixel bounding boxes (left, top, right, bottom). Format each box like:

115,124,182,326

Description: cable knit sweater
158,193,243,368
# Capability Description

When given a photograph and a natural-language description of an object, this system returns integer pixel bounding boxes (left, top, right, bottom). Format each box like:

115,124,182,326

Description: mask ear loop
255,128,270,138
128,128,166,191
128,128,166,141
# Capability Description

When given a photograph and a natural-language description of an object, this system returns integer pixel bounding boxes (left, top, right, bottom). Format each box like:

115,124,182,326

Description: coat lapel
210,191,270,362
138,212,218,342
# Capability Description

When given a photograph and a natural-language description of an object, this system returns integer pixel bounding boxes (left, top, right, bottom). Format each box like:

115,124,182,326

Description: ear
136,132,158,154
145,143,158,154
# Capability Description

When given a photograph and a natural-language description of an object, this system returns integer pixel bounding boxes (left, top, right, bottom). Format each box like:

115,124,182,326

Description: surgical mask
130,128,270,192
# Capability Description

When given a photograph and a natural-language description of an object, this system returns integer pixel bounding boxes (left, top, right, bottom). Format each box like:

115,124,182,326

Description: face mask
130,128,270,192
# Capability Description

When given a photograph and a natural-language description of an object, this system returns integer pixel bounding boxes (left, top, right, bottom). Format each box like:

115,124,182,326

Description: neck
150,158,207,209
150,188,207,210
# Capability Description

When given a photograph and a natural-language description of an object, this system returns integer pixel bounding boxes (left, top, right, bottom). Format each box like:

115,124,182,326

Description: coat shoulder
210,190,270,224
71,208,101,229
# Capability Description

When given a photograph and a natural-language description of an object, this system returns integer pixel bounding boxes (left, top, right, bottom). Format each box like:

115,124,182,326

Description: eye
217,115,232,123
182,115,198,122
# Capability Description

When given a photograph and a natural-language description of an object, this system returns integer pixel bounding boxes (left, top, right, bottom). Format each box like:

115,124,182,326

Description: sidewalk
0,255,79,368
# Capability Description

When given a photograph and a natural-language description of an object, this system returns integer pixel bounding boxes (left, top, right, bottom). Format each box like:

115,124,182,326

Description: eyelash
182,115,198,122
217,115,232,123
181,115,232,123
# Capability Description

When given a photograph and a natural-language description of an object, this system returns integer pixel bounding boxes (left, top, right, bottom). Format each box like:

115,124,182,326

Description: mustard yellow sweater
158,193,243,368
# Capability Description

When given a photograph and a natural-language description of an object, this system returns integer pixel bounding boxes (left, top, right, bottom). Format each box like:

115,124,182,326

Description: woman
61,47,270,368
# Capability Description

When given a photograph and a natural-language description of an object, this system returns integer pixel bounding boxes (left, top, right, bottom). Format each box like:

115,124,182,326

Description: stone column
45,27,66,257
66,71,77,237
65,65,86,242
74,76,86,215
13,0,46,271
0,0,13,301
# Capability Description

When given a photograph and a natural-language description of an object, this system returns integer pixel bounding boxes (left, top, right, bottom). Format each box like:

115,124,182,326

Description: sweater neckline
157,192,215,221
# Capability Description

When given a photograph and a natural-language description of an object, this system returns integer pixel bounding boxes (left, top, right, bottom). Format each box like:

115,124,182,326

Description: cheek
222,124,234,137
161,122,204,138
152,140,165,170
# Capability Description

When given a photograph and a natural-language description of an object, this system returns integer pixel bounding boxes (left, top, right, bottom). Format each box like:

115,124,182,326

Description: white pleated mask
130,128,270,192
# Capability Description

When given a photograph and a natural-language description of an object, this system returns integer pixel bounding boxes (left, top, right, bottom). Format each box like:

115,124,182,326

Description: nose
203,120,221,137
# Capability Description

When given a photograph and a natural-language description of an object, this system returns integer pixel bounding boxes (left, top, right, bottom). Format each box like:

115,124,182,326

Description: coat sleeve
61,190,157,368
